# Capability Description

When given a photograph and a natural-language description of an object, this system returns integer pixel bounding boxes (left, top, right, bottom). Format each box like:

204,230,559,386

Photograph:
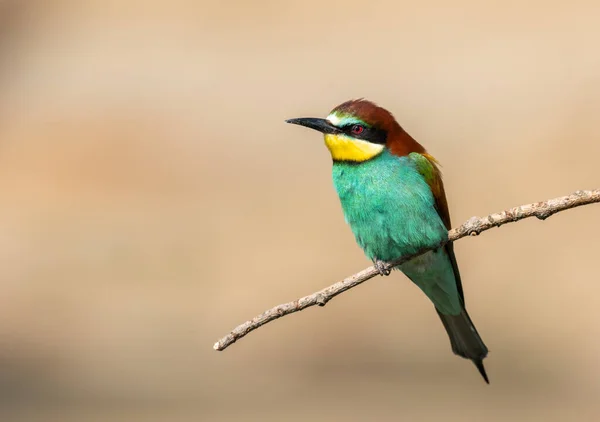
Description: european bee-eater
286,99,489,383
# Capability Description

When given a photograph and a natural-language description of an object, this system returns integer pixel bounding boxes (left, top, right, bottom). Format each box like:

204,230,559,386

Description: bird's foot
374,259,393,276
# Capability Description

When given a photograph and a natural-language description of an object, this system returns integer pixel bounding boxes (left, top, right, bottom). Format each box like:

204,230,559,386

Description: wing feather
409,152,465,303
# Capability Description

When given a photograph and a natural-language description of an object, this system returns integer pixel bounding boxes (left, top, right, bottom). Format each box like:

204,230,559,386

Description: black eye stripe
342,124,387,144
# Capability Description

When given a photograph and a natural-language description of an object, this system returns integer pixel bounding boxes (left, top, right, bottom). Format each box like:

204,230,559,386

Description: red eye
351,125,364,135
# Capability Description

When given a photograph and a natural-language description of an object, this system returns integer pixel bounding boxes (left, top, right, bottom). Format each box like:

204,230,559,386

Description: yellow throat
324,134,385,162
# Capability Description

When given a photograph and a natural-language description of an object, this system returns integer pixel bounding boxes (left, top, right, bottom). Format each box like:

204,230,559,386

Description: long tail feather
437,308,489,384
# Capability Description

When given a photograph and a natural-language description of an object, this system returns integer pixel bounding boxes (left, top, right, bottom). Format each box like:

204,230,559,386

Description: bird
286,99,489,383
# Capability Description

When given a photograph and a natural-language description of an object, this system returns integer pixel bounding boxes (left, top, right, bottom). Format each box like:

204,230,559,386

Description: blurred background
0,1,599,421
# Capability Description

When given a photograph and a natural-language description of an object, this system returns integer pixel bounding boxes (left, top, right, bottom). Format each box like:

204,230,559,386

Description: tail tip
474,359,489,384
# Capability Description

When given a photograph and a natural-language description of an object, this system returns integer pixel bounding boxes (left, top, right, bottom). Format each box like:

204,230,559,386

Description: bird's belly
344,200,439,262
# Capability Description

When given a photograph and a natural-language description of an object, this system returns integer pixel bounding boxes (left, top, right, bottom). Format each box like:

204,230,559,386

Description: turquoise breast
332,150,448,262
332,150,461,314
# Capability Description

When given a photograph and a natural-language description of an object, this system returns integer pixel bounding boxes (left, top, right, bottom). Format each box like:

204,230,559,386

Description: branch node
464,216,482,236
315,294,328,307
535,203,555,220
536,212,550,221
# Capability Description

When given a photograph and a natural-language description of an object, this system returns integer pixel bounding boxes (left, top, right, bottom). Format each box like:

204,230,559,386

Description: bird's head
286,99,424,163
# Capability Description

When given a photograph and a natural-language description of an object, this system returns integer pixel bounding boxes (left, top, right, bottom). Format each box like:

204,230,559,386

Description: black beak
285,117,341,134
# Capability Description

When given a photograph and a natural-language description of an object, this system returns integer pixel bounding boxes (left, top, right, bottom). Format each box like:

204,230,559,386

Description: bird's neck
387,128,426,157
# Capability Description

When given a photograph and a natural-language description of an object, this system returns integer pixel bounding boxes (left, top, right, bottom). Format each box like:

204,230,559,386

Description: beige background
0,1,599,421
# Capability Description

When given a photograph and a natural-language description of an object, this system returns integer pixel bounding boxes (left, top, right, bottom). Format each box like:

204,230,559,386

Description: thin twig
214,189,600,351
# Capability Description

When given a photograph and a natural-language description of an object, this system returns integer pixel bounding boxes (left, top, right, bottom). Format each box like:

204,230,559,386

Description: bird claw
374,259,392,276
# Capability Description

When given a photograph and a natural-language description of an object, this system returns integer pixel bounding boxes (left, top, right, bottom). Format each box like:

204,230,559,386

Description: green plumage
332,149,462,315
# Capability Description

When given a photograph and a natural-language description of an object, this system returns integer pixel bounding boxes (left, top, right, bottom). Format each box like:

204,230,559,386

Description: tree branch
214,189,600,351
